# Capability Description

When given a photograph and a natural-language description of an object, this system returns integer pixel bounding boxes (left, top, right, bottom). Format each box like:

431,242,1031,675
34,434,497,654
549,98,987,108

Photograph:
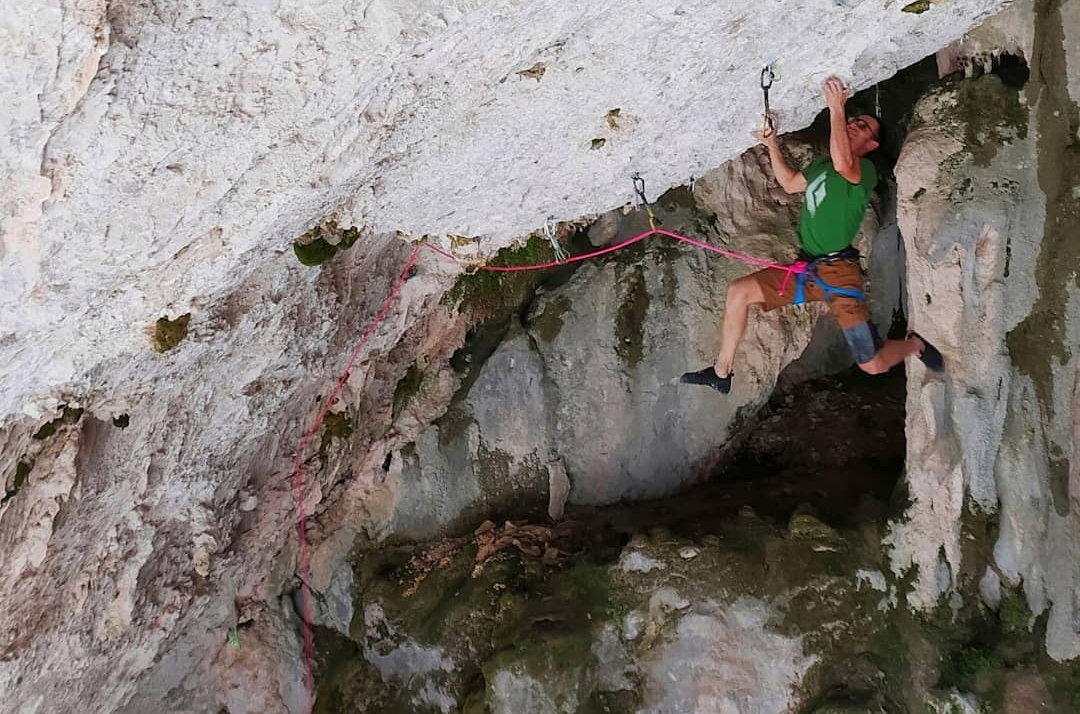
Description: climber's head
846,114,881,157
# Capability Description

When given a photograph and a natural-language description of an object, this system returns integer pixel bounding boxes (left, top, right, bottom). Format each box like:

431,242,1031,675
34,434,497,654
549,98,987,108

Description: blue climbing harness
791,248,865,305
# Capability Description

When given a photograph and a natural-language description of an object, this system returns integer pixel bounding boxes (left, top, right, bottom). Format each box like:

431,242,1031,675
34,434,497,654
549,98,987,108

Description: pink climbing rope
423,229,654,271
425,227,799,276
291,226,802,708
292,244,422,710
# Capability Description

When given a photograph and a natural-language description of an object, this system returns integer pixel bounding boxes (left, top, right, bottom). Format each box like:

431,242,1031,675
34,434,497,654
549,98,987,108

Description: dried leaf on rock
400,537,467,598
470,519,578,577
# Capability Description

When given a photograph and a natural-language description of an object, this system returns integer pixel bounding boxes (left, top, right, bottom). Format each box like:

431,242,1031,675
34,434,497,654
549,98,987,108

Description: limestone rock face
388,150,862,523
0,0,1054,711
522,224,810,506
0,237,463,713
3,0,1007,423
637,597,815,714
887,0,1080,661
339,514,865,714
391,331,554,539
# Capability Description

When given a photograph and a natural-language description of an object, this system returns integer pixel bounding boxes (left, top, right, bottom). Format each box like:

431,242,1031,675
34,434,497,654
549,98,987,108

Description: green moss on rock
293,237,338,266
392,365,424,419
320,411,355,453
152,313,191,352
999,589,1033,636
32,406,84,440
940,644,1006,707
293,221,363,267
445,237,556,318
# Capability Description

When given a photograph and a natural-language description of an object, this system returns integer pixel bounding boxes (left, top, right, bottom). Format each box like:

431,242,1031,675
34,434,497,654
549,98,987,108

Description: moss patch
614,265,650,369
293,238,338,266
292,221,362,267
32,406,84,440
999,589,1033,636
901,0,930,12
2,459,34,505
940,645,1006,701
152,313,190,353
320,411,355,454
444,237,557,319
1005,0,1080,516
392,365,424,419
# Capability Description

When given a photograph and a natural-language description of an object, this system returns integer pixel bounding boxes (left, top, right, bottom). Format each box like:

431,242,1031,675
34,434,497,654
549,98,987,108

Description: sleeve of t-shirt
801,156,828,179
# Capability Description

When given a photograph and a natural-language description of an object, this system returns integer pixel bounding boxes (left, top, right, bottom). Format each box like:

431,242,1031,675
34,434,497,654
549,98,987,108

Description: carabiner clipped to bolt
544,214,569,263
630,173,659,230
631,173,648,208
760,64,776,138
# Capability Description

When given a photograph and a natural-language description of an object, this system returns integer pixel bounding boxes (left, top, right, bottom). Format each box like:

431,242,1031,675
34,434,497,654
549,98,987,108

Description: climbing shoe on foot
909,331,944,372
679,366,733,394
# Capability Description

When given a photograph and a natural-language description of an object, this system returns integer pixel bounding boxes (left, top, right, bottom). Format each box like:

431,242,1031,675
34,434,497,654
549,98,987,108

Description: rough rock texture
322,363,1079,713
3,0,1007,422
637,597,815,714
327,511,877,713
5,0,1070,711
887,0,1080,661
0,236,465,713
387,147,882,528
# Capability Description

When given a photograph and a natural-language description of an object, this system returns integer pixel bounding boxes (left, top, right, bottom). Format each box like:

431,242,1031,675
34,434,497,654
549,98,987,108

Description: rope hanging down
292,245,422,710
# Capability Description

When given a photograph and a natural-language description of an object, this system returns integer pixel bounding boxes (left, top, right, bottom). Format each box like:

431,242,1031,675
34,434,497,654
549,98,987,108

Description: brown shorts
749,259,879,363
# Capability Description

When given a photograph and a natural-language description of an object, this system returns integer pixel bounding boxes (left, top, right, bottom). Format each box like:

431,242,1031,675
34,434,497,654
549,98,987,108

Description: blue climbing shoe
680,366,733,394
909,331,944,372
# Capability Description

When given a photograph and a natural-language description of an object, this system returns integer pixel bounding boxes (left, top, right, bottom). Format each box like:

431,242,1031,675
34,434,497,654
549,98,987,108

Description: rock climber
681,75,943,394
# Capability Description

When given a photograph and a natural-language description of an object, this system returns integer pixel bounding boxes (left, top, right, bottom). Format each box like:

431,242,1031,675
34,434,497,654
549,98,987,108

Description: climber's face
846,115,881,156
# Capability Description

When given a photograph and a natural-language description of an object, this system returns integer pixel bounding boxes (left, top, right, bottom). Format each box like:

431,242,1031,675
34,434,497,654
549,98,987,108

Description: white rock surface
639,597,816,714
3,0,1006,422
0,236,455,713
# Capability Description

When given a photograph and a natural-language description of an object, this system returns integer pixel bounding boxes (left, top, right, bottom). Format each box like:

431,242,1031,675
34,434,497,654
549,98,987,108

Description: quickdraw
631,173,659,230
760,64,777,137
544,215,569,263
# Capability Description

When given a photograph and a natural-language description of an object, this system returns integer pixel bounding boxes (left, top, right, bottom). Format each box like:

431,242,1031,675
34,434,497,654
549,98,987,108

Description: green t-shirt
797,156,877,256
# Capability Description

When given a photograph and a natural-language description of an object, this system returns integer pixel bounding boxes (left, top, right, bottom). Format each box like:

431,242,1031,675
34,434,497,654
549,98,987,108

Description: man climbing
681,76,943,394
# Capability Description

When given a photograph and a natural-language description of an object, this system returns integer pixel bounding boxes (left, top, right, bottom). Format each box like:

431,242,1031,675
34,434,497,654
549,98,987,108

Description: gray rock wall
388,147,876,525
887,0,1080,661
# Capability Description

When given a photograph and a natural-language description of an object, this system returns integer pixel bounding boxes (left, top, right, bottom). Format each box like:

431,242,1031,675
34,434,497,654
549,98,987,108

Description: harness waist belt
798,245,860,263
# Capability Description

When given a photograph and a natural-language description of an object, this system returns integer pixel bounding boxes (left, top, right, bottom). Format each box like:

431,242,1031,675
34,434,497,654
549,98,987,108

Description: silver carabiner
631,173,648,208
760,64,775,90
